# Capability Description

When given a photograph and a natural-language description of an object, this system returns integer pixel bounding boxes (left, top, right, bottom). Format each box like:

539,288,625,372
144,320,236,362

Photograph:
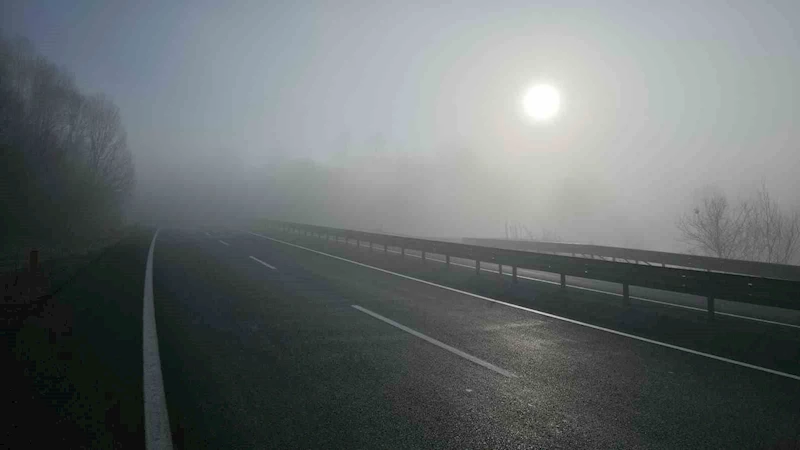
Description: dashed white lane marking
143,229,174,450
248,231,800,382
351,305,517,378
249,255,277,270
218,240,230,246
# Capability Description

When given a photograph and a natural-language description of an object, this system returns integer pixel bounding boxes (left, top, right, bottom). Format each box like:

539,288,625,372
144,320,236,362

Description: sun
522,84,561,122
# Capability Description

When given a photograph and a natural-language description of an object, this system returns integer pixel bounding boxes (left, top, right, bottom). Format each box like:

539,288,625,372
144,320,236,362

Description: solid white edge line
218,240,230,246
249,255,277,270
352,305,518,378
248,231,800,382
143,229,174,450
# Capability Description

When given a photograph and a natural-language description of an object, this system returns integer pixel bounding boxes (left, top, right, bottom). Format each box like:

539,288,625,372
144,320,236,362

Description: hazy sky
3,1,799,247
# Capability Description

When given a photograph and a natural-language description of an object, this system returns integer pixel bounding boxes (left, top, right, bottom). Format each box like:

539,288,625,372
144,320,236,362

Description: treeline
678,183,800,264
245,152,510,239
131,146,511,238
0,35,134,246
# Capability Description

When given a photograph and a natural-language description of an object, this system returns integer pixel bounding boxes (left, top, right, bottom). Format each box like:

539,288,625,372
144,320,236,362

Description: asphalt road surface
150,229,800,449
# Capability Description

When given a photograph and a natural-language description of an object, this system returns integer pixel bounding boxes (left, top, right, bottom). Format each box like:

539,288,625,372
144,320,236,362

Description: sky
3,0,800,249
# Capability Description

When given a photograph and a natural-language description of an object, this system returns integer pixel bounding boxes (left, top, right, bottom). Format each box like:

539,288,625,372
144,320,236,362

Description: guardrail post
498,263,502,275
622,284,630,305
707,296,715,321
401,247,405,258
384,243,388,254
475,260,480,275
560,273,566,288
422,251,426,263
512,266,518,283
446,255,450,268
356,238,360,248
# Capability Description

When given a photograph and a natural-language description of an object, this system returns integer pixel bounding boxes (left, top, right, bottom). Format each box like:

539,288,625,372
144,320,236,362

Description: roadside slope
3,229,152,449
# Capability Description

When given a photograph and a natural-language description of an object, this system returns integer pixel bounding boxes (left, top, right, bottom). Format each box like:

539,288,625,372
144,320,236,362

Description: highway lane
150,229,800,448
155,230,498,449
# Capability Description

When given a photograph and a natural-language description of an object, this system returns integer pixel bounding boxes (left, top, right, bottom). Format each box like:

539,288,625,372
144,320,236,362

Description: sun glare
523,84,561,122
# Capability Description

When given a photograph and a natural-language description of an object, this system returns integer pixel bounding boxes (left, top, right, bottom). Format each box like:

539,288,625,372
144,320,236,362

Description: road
149,228,800,449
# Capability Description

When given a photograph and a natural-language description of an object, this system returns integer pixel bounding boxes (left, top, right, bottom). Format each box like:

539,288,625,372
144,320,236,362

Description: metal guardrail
462,238,800,281
261,219,800,318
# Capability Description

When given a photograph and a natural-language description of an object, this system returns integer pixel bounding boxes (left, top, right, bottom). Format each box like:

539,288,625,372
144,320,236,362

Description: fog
5,1,800,253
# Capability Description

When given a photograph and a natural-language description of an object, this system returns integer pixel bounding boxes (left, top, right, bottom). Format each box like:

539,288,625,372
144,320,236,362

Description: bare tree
677,190,752,259
510,222,562,242
677,184,800,264
747,182,800,264
539,228,563,243
81,94,135,197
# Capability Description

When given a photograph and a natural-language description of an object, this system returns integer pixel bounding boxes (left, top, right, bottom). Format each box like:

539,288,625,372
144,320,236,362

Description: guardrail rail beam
262,219,800,314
